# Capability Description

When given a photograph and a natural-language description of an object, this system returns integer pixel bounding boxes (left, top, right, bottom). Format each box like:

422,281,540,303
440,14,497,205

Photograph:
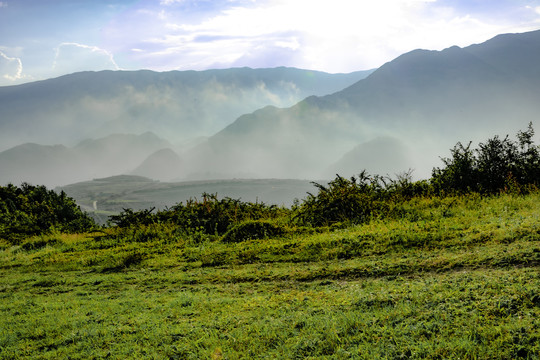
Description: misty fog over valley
2,30,540,206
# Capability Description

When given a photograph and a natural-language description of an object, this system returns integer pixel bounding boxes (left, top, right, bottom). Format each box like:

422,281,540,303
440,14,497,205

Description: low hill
130,148,184,181
58,175,318,223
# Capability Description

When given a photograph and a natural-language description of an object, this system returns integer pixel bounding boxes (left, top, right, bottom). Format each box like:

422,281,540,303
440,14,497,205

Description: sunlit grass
1,193,539,358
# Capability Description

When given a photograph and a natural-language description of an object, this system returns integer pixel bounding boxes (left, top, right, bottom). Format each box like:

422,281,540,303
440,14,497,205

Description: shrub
109,193,288,239
222,220,285,243
294,171,434,227
165,193,284,236
295,172,388,227
432,123,540,194
0,183,96,243
108,208,157,228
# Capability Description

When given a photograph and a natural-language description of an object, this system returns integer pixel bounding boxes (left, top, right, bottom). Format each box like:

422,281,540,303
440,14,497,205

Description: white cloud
160,0,182,4
0,50,24,82
5,0,540,83
0,2,7,8
275,38,299,50
52,42,120,75
135,0,531,72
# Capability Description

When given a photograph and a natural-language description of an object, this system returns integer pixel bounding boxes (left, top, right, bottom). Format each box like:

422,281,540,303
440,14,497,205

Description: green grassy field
1,193,539,359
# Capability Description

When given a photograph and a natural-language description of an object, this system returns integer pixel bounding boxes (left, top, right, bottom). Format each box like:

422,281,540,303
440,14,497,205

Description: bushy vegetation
109,193,288,242
432,122,540,194
0,183,96,243
295,171,431,227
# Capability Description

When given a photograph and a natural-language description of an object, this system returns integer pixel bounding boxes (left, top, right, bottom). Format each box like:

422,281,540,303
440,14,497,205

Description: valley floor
1,193,539,359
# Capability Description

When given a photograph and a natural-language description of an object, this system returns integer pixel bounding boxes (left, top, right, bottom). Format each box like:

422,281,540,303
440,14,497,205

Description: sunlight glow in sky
1,0,540,85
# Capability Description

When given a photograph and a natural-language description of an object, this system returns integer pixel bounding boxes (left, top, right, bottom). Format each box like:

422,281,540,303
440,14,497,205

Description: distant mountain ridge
184,29,540,180
0,67,373,151
0,133,171,187
3,30,540,188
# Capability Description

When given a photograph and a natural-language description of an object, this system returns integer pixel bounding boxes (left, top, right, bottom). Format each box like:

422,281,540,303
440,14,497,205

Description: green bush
108,208,157,228
432,123,540,194
0,183,96,243
222,220,285,243
109,193,288,239
165,193,284,236
295,172,389,227
294,171,433,227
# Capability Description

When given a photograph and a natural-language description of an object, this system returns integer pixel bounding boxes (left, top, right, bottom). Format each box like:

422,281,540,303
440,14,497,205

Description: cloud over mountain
0,50,23,81
52,43,120,75
3,0,539,84
0,66,371,186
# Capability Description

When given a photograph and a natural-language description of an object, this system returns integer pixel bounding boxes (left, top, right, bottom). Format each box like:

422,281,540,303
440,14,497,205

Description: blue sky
1,0,540,85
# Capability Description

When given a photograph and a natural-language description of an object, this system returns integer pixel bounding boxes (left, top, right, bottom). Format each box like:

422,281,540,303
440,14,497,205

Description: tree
431,124,540,194
0,183,96,242
432,141,478,193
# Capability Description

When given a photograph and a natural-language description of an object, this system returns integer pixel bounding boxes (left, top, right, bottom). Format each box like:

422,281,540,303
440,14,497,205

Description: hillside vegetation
1,127,539,359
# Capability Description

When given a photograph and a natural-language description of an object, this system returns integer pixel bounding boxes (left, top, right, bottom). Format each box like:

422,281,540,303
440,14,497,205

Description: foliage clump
295,171,429,227
222,220,285,243
432,122,540,194
0,183,96,243
295,173,385,227
165,193,282,236
109,193,286,240
108,207,156,228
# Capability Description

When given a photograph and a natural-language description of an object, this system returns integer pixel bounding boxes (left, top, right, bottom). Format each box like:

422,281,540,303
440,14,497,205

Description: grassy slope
1,193,539,359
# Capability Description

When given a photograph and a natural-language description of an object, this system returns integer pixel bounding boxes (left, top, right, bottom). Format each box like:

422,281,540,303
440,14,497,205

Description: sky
1,0,540,86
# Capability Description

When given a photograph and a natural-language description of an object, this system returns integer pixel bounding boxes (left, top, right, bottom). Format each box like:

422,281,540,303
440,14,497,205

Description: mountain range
0,67,372,151
0,133,170,186
1,29,540,188
183,30,540,180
